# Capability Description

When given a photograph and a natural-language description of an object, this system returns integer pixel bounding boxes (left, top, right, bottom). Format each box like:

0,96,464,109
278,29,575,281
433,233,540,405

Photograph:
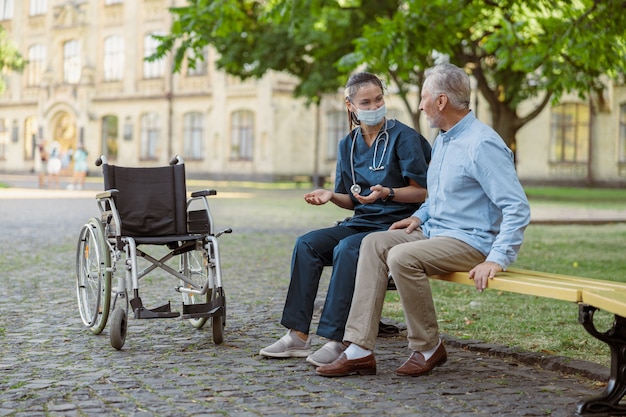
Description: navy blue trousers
280,224,383,341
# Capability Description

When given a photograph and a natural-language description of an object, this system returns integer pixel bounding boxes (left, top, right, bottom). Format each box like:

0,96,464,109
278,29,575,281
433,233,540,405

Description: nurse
259,72,432,367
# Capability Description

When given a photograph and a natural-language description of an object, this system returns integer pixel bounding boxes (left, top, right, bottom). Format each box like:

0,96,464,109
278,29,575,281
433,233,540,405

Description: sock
325,341,345,350
290,329,308,344
344,343,371,360
421,339,441,361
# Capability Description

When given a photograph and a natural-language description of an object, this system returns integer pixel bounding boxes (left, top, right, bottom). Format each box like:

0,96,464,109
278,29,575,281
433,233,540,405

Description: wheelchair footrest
132,300,180,319
182,296,225,319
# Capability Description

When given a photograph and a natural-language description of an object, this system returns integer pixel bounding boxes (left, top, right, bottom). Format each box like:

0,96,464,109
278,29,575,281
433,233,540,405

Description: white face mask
357,105,387,126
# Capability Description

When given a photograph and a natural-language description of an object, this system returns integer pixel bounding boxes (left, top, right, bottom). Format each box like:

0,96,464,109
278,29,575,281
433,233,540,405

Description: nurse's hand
353,184,387,205
389,216,421,233
304,189,332,205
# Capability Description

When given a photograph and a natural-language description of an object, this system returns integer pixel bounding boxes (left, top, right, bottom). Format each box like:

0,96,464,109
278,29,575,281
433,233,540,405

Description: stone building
0,0,337,183
1,0,625,187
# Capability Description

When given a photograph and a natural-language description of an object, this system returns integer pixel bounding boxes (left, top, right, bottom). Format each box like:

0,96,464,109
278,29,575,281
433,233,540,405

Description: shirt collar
440,111,475,139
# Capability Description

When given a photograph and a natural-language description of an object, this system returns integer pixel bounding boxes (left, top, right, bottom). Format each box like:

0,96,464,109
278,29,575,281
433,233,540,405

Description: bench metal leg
577,304,626,416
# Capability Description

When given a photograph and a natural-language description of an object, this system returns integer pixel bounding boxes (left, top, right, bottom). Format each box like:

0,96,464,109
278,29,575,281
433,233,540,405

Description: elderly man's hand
469,261,503,292
389,216,421,233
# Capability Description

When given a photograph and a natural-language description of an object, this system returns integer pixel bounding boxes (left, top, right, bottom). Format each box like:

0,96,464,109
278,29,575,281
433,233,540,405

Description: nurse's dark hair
424,63,471,110
344,72,385,128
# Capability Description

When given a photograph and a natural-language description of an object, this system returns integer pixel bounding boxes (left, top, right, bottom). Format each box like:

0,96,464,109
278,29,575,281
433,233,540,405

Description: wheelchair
75,155,231,350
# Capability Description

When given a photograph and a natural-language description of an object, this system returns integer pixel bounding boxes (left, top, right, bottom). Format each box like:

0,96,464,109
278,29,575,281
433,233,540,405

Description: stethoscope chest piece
350,184,362,194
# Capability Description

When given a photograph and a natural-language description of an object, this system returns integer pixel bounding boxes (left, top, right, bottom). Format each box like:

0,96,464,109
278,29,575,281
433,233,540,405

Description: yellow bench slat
429,270,626,316
506,268,626,290
431,272,581,303
582,289,626,317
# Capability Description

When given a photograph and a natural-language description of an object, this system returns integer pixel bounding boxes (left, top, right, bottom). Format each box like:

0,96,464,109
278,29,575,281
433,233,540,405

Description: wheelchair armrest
96,189,119,200
191,189,217,198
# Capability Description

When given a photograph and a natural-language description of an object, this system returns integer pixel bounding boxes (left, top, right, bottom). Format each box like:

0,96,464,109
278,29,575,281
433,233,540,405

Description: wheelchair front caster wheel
110,307,127,350
212,314,224,344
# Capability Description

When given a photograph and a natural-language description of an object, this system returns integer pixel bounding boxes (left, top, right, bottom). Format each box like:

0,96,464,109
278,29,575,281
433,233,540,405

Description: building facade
0,0,338,182
1,0,625,187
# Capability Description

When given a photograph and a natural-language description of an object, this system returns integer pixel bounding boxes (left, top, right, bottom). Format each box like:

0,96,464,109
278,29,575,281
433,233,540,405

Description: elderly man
316,62,531,377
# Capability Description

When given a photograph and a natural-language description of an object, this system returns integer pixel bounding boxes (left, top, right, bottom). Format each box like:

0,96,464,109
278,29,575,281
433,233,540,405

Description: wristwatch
382,187,395,202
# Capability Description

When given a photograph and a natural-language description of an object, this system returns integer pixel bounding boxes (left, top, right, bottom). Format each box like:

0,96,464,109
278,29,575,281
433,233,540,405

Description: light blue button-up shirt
413,111,530,269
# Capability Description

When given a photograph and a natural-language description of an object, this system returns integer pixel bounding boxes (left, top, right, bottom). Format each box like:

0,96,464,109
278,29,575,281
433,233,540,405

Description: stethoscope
349,120,390,194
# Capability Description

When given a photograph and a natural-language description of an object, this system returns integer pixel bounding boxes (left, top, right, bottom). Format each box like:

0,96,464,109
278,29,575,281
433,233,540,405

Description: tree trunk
490,102,520,158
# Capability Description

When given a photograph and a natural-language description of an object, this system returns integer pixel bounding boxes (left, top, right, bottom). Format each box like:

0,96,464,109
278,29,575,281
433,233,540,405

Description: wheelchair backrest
102,163,187,237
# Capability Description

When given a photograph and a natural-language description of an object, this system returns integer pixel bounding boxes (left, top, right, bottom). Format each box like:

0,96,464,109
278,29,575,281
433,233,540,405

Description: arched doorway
51,111,77,175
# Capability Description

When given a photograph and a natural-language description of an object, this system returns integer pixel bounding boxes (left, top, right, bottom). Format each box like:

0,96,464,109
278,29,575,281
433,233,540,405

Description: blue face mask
357,104,387,126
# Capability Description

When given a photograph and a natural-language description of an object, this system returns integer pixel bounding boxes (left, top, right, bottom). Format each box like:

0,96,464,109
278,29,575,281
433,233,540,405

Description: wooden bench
390,268,626,416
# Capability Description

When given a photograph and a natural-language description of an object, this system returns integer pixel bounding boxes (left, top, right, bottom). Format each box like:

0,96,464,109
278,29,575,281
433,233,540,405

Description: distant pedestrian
35,140,48,188
67,144,88,190
47,141,62,189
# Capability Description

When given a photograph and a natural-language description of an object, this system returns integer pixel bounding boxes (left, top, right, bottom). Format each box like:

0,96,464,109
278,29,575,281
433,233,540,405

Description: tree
347,0,626,151
153,0,400,103
153,0,626,156
0,27,25,94
151,0,401,184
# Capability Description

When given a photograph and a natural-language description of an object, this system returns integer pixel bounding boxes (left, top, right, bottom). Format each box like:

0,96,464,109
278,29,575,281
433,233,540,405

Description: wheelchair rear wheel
76,217,111,335
180,245,211,329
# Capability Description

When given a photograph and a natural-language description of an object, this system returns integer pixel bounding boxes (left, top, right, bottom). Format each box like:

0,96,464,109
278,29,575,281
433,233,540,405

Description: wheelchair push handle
95,155,107,167
169,155,184,165
216,228,233,238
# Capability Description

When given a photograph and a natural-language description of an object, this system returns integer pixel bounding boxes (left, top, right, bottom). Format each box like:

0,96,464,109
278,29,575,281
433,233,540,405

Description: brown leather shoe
316,353,377,377
395,343,447,376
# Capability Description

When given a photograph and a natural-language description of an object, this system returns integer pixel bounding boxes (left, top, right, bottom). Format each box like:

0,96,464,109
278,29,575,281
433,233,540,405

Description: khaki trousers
343,229,485,352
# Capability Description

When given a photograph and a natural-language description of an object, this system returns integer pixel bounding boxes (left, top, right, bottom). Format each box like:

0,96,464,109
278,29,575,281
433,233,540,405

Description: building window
550,102,589,163
11,119,17,143
0,0,13,20
0,119,6,159
143,33,164,79
63,40,81,84
29,0,46,16
102,115,119,160
183,112,204,160
27,44,45,86
619,103,626,164
326,110,347,160
24,116,37,160
103,36,124,82
230,110,253,160
140,112,160,160
187,47,208,77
